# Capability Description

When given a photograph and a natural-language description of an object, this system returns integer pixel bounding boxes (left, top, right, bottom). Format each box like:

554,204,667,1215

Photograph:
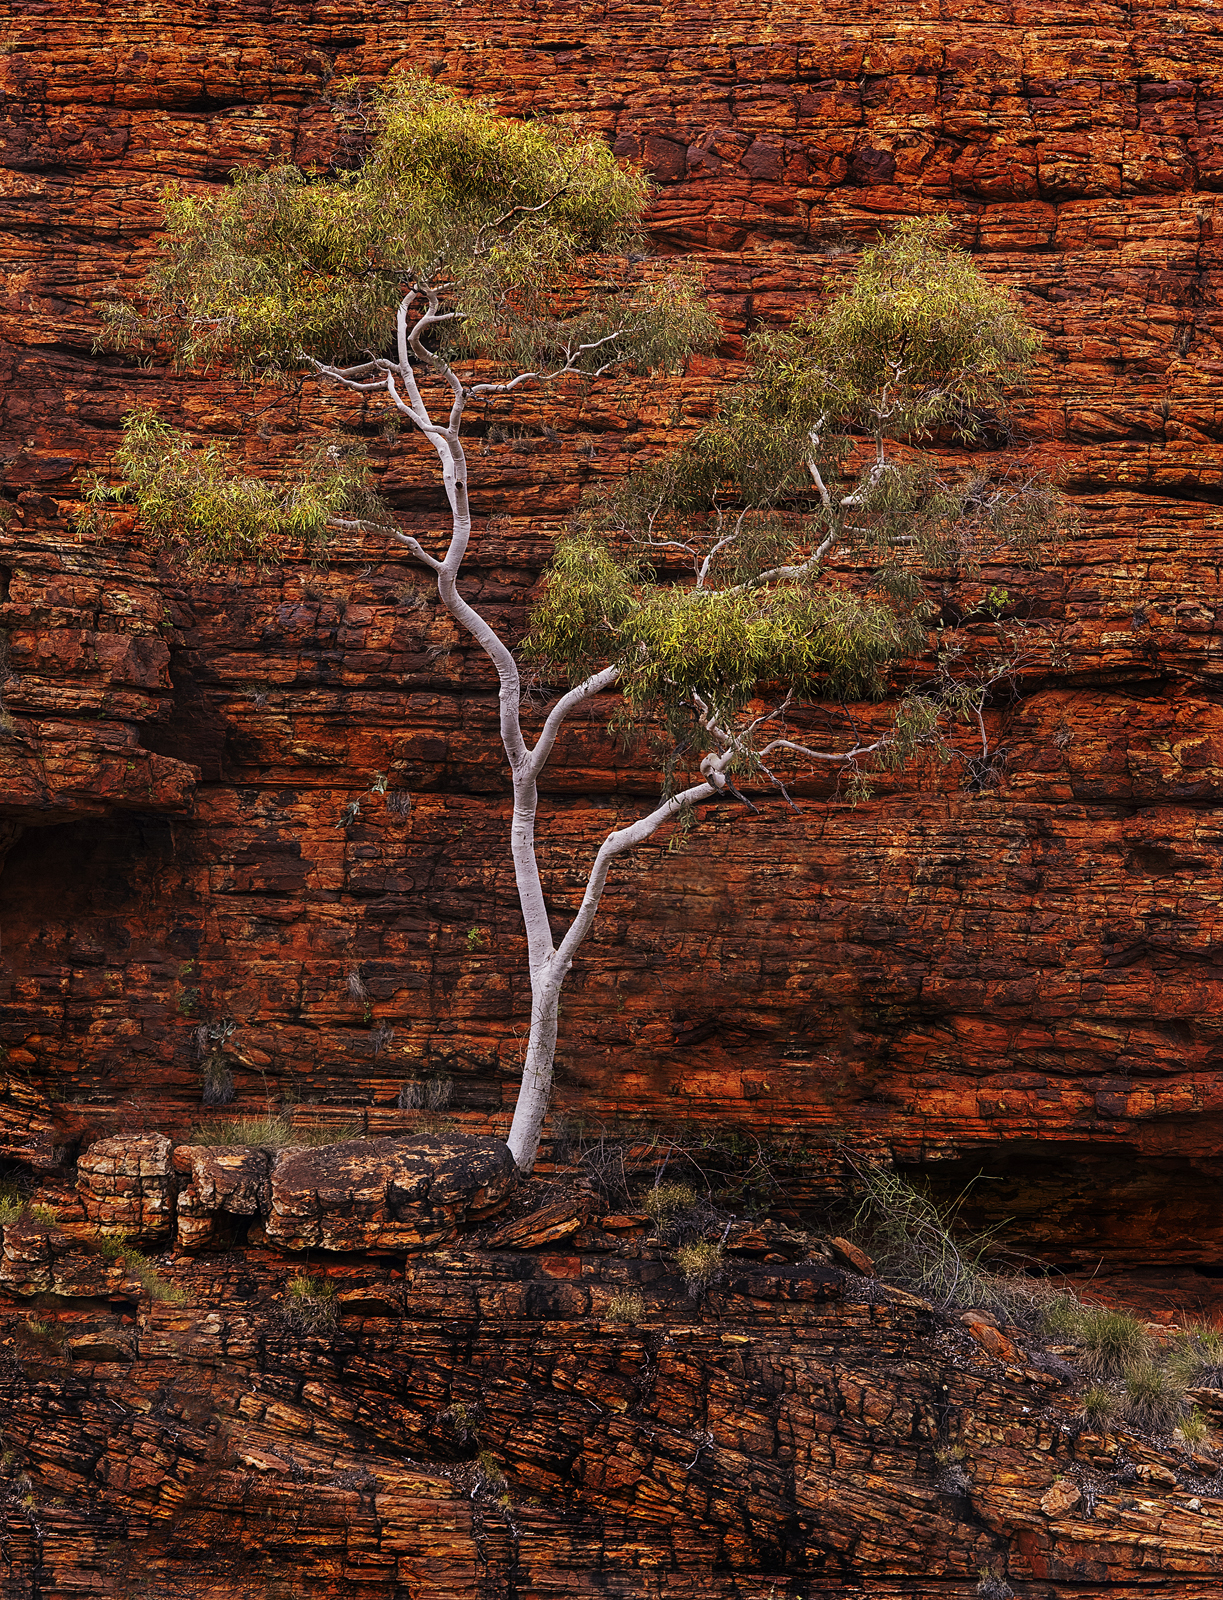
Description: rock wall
4,0,1223,1270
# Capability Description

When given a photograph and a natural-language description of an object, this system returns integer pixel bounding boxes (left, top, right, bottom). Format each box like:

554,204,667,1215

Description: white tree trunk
353,319,733,1173
506,970,562,1170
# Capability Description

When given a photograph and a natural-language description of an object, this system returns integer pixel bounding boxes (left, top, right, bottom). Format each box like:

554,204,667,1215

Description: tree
85,74,1060,1173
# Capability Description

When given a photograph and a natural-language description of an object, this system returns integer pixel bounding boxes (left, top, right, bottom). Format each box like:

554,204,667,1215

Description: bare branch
527,665,620,780
757,735,888,764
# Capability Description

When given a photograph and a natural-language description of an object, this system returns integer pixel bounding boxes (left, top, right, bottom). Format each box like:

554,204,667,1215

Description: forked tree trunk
344,325,728,1173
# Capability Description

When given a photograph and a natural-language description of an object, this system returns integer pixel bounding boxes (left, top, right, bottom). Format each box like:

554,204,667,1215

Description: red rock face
4,1,1223,1272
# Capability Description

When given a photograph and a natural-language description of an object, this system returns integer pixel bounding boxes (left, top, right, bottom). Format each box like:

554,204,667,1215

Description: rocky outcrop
6,0,1223,1589
78,1132,176,1245
261,1133,517,1252
73,1131,518,1254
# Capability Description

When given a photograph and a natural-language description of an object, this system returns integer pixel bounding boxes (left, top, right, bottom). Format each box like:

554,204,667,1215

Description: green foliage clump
525,215,1061,788
77,412,384,568
762,215,1039,440
283,1273,339,1334
99,72,714,382
0,1188,22,1228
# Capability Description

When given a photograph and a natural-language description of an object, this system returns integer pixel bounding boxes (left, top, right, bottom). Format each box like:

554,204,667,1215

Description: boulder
263,1135,517,1253
77,1134,176,1245
1039,1479,1082,1517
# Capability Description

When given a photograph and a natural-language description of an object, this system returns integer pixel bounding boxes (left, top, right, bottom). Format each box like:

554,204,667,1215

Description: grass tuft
1169,1325,1223,1390
1122,1361,1187,1433
605,1290,646,1323
646,1183,697,1222
190,1116,362,1148
1044,1301,1148,1378
122,1246,189,1304
282,1273,338,1334
674,1240,723,1295
1178,1407,1211,1449
1079,1385,1117,1428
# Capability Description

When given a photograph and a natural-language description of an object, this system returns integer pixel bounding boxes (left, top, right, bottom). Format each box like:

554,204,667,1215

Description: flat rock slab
264,1135,517,1252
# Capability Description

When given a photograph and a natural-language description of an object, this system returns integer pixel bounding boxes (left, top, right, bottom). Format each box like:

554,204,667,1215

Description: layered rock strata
3,1160,1223,1599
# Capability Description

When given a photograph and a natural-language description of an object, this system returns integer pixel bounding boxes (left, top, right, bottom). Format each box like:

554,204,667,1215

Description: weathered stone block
77,1134,176,1245
263,1134,517,1253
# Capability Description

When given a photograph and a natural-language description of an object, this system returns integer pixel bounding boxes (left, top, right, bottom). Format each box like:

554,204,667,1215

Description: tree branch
527,664,621,781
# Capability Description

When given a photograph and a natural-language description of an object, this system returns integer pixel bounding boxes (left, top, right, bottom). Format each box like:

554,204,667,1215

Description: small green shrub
28,1204,58,1226
96,1235,127,1262
0,1192,21,1227
605,1290,645,1323
283,1273,338,1334
674,1240,722,1295
645,1183,697,1222
1179,1407,1211,1448
1079,1385,1117,1427
25,1318,52,1339
191,1115,294,1146
1122,1361,1186,1432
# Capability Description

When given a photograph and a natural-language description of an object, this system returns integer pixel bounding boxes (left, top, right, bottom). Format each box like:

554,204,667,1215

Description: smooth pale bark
316,291,875,1172
316,297,738,1170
